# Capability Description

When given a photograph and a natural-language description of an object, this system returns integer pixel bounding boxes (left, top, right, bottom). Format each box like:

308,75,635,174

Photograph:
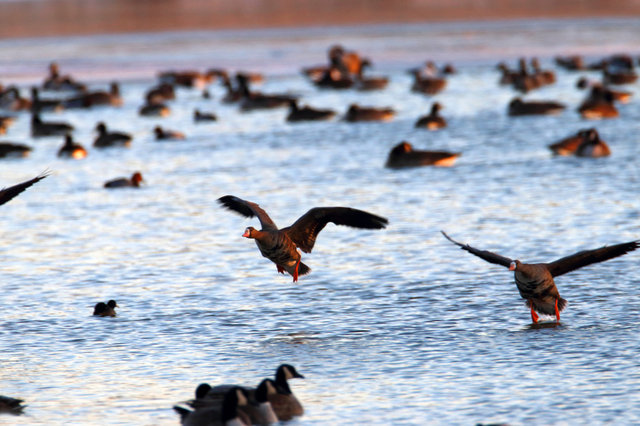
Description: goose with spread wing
218,195,388,282
442,231,639,323
0,173,48,206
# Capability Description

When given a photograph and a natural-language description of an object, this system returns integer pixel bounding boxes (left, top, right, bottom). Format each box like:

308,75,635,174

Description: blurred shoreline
2,0,640,39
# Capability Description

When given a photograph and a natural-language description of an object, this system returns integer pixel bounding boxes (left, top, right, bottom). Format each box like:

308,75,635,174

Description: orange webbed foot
530,304,539,324
554,298,560,323
292,258,300,283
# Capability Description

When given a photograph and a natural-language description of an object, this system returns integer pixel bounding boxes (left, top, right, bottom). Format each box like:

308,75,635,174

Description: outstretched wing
217,195,277,230
546,240,639,277
0,172,49,206
441,231,513,268
283,207,388,253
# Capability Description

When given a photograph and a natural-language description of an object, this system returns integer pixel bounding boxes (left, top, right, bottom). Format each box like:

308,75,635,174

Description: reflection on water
1,18,640,425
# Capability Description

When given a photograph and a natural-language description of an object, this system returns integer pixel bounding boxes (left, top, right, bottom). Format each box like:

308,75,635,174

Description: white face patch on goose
284,366,295,380
236,389,248,406
266,380,277,395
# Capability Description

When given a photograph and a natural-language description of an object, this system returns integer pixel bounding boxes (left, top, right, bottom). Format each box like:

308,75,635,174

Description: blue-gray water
1,18,640,425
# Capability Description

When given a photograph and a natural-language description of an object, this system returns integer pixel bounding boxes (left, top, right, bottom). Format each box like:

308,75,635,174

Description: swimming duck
0,86,32,111
194,109,217,122
94,122,132,148
603,68,638,85
139,103,170,117
104,172,144,188
313,66,354,89
554,55,585,71
154,126,185,141
355,59,389,91
57,134,87,159
174,387,250,426
0,395,26,415
145,83,176,105
576,77,631,104
0,142,32,158
0,173,47,206
548,129,591,156
578,86,619,119
30,87,64,113
442,231,639,323
42,62,86,92
31,113,74,137
83,82,123,107
218,195,387,282
344,104,395,122
159,70,212,89
93,300,117,317
385,141,460,168
508,98,565,116
286,100,336,122
414,102,447,130
237,74,296,111
410,70,446,95
575,128,611,158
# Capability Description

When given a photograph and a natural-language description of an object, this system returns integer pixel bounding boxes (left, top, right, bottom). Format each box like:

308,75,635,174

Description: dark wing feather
546,240,639,277
217,195,277,230
283,207,388,253
441,231,513,268
0,172,49,206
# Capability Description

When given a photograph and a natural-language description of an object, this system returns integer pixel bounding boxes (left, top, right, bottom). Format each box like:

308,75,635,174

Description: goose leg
554,298,560,323
276,265,284,274
292,258,300,283
530,303,539,323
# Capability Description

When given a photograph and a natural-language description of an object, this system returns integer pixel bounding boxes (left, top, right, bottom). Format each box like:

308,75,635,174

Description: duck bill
509,262,516,271
242,230,251,238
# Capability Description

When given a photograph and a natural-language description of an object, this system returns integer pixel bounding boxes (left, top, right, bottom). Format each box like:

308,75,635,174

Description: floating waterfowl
174,387,249,426
93,300,117,317
104,172,144,188
57,134,87,159
0,142,31,158
442,231,639,323
414,102,447,130
508,98,565,116
139,103,170,117
94,122,132,148
154,125,185,141
286,100,336,122
344,104,394,122
194,109,217,122
218,195,388,282
31,113,73,137
385,141,460,168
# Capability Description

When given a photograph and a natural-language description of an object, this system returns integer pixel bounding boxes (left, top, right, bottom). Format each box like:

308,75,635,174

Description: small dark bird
194,109,217,122
385,141,460,168
344,104,395,122
286,100,336,122
218,195,388,282
154,126,185,141
93,300,118,317
0,173,48,206
442,231,639,323
31,113,74,137
0,142,32,158
414,102,447,130
508,98,565,116
57,134,87,159
104,172,144,188
94,122,132,148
